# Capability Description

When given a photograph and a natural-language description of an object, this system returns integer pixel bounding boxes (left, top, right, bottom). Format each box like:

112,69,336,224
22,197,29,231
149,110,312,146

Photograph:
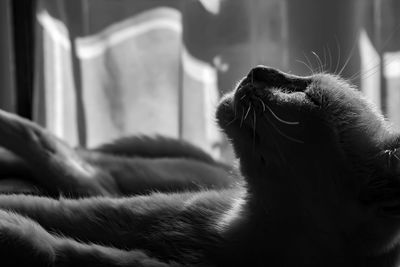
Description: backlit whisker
257,97,266,112
240,106,245,128
264,104,300,125
244,103,251,121
311,51,324,72
226,117,237,126
263,114,304,144
252,109,257,149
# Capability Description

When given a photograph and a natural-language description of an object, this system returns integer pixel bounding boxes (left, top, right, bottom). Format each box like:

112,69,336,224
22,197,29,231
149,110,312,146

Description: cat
0,65,399,266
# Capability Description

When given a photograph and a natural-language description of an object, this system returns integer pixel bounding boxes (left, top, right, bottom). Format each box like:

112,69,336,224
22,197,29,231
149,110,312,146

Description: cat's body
0,66,399,266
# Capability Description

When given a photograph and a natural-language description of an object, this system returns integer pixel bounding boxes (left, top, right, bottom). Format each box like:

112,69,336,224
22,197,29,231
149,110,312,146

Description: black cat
0,66,398,267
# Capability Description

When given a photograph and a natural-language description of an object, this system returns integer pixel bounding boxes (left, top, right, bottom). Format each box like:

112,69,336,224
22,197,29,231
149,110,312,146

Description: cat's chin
216,92,235,129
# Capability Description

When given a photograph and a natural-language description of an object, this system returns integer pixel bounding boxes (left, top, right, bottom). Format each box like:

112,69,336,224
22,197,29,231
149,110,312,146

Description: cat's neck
221,161,355,266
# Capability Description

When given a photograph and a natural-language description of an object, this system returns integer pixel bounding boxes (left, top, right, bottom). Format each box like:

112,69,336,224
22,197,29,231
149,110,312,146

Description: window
2,0,400,163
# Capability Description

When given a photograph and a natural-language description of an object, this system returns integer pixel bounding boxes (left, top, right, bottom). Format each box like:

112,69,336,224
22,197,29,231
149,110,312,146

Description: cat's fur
0,66,399,266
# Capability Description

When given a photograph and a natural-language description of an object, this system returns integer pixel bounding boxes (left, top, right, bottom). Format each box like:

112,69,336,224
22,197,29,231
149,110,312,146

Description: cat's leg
0,109,119,196
0,210,173,267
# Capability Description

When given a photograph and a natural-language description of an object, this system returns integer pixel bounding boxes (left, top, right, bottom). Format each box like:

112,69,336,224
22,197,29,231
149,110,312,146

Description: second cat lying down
0,66,399,266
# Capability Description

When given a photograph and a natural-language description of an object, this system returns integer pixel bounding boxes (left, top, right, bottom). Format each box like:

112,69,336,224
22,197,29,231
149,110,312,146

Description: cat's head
217,66,400,262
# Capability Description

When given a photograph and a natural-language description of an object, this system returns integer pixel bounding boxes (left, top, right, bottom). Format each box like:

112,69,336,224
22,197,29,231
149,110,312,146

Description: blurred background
0,0,399,162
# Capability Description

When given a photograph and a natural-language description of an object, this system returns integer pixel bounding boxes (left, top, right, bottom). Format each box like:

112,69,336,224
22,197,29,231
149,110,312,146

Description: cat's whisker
311,51,324,72
327,45,333,72
257,97,266,112
296,59,314,75
263,114,304,144
334,36,341,75
233,101,238,119
252,109,257,150
351,60,381,83
303,52,315,75
353,54,399,83
244,103,251,121
338,37,358,77
225,117,237,127
355,20,400,80
240,106,245,128
348,42,388,81
264,104,299,125
387,150,392,169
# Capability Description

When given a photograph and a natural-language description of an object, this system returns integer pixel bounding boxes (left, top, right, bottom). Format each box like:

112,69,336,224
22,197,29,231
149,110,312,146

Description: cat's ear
360,149,400,217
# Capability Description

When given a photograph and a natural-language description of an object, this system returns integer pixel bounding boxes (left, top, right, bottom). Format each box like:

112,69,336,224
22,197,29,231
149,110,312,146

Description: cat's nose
247,66,280,82
246,65,311,92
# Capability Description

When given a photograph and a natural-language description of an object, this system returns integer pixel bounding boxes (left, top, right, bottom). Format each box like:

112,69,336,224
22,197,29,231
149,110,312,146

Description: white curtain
34,0,223,158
